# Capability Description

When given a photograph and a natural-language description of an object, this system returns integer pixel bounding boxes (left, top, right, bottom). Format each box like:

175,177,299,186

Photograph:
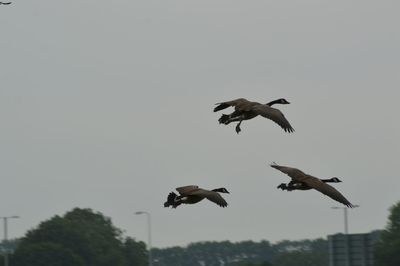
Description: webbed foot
235,124,241,134
277,183,288,190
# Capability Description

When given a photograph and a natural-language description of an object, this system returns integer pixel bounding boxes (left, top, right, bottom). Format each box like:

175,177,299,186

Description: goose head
327,177,342,183
212,188,230,194
276,98,290,104
266,98,290,106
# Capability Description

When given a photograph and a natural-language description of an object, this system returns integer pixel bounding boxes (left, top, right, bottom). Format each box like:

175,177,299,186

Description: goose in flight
277,177,342,191
270,163,354,207
164,185,229,208
214,98,294,134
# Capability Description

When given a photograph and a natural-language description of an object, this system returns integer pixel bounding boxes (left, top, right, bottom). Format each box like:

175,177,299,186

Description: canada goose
270,163,353,207
0,2,12,4
164,185,229,208
213,98,294,134
277,177,342,191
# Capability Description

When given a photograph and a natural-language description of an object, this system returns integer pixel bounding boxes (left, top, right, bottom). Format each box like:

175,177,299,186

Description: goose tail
214,102,230,112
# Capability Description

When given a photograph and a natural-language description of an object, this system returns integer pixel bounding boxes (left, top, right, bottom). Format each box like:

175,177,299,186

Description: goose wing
176,185,199,195
252,105,294,132
270,163,307,181
190,189,228,207
214,98,254,112
302,176,354,207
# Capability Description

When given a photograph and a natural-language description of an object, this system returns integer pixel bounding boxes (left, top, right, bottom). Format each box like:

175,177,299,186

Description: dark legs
164,192,181,208
277,182,297,191
277,181,309,191
277,183,289,190
218,113,245,134
235,120,243,134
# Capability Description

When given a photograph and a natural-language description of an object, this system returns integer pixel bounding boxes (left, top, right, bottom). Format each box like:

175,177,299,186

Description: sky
1,0,399,248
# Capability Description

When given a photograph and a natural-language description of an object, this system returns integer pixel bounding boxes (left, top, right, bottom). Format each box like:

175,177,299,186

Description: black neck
321,178,335,183
212,188,226,193
266,99,281,106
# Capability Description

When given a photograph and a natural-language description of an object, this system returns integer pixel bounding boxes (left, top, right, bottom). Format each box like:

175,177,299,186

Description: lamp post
331,205,359,234
135,211,152,266
1,216,19,266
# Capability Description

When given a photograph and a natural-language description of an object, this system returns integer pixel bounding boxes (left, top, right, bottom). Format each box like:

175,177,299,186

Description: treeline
152,238,328,266
1,201,399,266
152,201,400,266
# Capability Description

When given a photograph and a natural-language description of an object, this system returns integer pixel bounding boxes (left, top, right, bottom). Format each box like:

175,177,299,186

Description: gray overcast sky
1,1,399,248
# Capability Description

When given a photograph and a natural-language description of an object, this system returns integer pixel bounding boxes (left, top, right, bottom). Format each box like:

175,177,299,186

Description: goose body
214,98,294,134
270,163,353,207
164,185,229,208
277,177,342,191
0,2,12,4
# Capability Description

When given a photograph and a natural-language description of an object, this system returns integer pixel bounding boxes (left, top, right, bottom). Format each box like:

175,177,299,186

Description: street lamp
331,205,359,234
135,211,152,266
0,216,20,266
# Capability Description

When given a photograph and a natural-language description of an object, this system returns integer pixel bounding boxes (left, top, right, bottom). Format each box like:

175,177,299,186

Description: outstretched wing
270,163,307,181
190,190,228,207
303,177,354,207
214,98,253,112
252,105,294,133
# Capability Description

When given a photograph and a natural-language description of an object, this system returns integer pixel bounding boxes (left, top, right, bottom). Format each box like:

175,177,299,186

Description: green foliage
271,238,328,266
124,237,148,266
153,240,274,266
152,238,328,266
228,261,272,266
11,208,148,266
375,201,400,266
12,242,84,266
272,250,326,266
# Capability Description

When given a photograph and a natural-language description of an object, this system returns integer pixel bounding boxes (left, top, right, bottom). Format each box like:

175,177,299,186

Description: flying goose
213,98,294,134
164,185,229,208
270,163,354,207
277,177,342,191
0,2,12,4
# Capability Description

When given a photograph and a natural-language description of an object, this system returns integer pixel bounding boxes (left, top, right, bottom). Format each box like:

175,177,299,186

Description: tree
11,208,148,266
272,250,326,266
375,201,400,266
271,238,328,266
153,240,275,266
152,238,327,266
124,237,148,266
228,262,272,266
12,242,84,266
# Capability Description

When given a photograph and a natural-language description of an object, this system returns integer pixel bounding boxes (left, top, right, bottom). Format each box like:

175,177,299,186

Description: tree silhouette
12,208,147,266
375,201,400,266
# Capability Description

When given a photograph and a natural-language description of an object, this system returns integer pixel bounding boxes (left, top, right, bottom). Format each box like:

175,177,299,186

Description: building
328,231,381,266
